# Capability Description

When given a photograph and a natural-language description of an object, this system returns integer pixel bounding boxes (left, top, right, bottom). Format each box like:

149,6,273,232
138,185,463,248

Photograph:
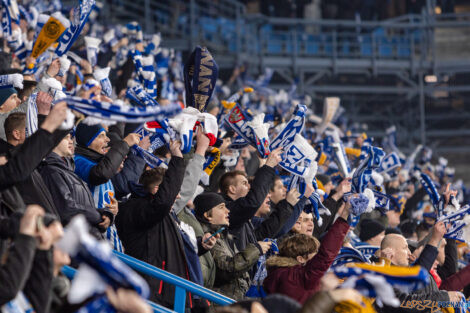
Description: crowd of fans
0,0,469,312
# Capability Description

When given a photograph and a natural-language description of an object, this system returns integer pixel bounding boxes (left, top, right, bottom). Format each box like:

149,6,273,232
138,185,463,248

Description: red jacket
263,217,350,304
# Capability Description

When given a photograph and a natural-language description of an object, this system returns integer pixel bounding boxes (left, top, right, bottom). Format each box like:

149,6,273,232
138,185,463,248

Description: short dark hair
154,145,170,159
4,112,25,141
139,168,166,192
279,234,320,259
219,170,247,195
270,176,283,192
16,80,37,101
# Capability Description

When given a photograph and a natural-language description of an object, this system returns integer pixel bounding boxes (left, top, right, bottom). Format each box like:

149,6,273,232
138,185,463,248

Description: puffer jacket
201,222,262,301
264,217,350,304
39,152,109,238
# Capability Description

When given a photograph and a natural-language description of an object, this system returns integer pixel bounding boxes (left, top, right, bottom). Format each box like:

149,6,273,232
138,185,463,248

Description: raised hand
41,101,68,133
169,140,183,158
266,147,283,168
123,133,141,147
286,188,301,206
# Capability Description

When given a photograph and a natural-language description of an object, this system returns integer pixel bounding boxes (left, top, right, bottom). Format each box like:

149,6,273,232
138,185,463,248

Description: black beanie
359,219,385,242
194,192,225,221
75,122,106,148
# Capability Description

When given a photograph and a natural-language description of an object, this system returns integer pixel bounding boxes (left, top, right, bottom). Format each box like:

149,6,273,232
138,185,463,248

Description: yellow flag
31,16,66,58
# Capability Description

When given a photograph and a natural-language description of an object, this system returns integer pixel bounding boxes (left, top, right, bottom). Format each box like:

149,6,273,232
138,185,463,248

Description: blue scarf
183,46,218,112
420,173,441,212
130,50,157,98
55,0,96,56
352,146,386,193
270,104,306,150
378,152,401,175
60,97,181,123
126,84,159,107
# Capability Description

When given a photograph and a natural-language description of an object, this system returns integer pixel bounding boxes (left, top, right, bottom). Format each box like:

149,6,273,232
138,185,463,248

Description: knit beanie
194,192,225,221
359,219,385,242
0,87,17,108
75,122,106,147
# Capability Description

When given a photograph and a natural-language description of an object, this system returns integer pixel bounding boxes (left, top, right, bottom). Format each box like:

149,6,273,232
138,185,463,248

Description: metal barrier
62,251,235,313
62,266,176,313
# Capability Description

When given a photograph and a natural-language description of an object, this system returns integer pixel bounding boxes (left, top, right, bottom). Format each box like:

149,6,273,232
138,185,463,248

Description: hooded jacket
263,217,350,304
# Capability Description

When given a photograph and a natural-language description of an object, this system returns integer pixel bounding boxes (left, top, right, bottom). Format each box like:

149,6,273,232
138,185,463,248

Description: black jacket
0,234,36,305
39,152,109,237
0,138,60,217
232,199,294,254
74,140,130,186
0,128,55,191
23,249,54,313
226,165,276,251
111,153,146,201
313,190,344,239
115,157,186,308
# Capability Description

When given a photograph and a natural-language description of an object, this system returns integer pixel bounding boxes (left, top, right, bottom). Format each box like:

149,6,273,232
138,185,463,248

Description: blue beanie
0,87,17,107
75,122,106,147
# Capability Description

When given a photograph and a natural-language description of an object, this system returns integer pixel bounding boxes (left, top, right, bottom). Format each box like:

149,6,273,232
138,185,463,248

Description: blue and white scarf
131,145,167,169
1,292,34,313
333,263,430,294
331,247,370,267
270,104,306,151
223,103,270,158
0,73,23,89
378,152,401,175
355,245,380,261
55,0,96,56
25,92,38,138
130,50,157,98
126,84,158,107
352,145,386,193
420,173,441,213
184,46,218,112
61,97,182,123
1,0,16,37
57,216,149,308
94,67,112,97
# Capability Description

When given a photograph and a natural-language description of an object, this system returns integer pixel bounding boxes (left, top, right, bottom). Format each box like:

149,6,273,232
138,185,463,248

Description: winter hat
359,219,385,242
193,192,225,221
0,87,17,107
75,122,105,147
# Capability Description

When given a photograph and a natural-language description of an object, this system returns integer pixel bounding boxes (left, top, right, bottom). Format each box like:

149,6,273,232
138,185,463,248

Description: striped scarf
55,0,96,56
57,216,149,307
60,97,182,123
334,263,430,294
106,224,123,253
351,145,386,193
25,92,38,137
130,50,156,98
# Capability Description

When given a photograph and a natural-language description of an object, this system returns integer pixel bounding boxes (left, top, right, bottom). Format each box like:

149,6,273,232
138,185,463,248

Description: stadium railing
62,251,236,313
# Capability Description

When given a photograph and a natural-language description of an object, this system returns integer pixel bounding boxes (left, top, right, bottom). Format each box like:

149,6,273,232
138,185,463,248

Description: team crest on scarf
184,46,218,112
